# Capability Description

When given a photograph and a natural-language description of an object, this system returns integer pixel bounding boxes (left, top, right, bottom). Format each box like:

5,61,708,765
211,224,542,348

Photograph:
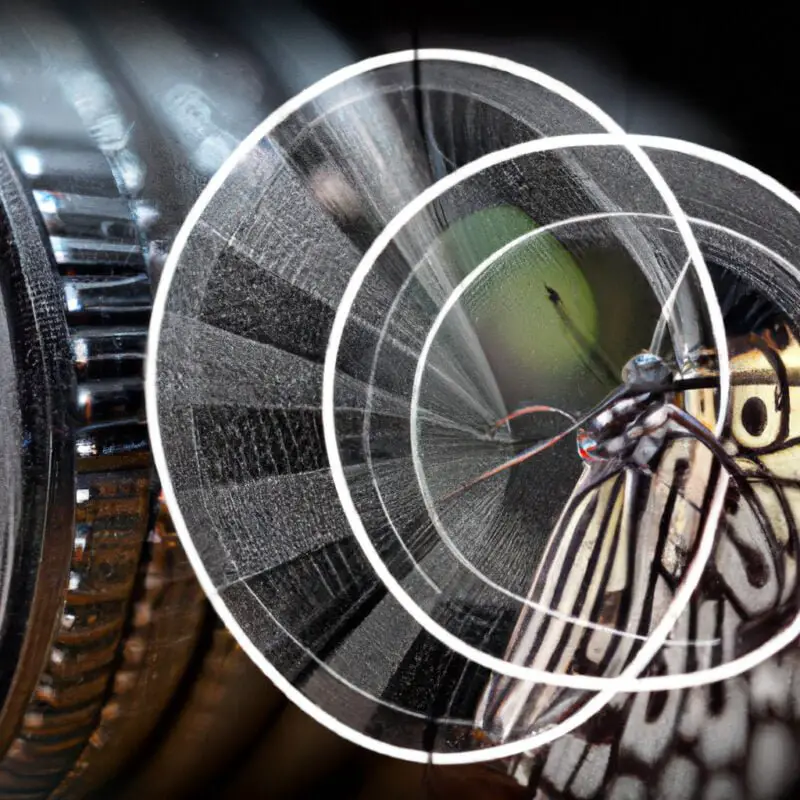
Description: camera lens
0,148,76,765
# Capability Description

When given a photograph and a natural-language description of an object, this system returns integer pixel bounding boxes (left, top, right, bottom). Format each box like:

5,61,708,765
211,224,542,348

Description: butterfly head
621,351,673,390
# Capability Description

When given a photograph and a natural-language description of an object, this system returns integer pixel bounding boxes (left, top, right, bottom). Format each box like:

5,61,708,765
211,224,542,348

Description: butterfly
464,318,800,800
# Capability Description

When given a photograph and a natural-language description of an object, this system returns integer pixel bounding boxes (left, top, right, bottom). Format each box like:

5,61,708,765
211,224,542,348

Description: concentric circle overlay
409,209,800,692
151,48,681,763
365,208,722,683
326,132,800,696
146,49,800,764
324,131,732,690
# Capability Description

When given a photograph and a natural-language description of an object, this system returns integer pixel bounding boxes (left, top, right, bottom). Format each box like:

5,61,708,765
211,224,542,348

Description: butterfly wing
505,323,800,799
476,393,723,741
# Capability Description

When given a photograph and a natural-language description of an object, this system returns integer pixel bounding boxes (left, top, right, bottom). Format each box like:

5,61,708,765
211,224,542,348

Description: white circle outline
148,49,674,765
324,131,730,690
409,208,800,690
145,52,800,762
367,208,722,648
327,131,800,698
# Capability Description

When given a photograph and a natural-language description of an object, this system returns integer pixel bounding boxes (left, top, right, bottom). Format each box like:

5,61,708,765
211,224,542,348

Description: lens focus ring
0,145,207,797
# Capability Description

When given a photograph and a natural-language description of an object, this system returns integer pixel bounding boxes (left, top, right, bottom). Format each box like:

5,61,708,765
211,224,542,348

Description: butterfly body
577,353,675,468
577,351,720,471
474,321,800,799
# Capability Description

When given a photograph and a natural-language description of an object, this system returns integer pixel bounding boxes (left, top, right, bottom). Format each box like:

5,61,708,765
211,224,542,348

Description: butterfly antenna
442,384,634,502
445,366,719,503
670,374,720,392
486,404,577,437
445,356,720,503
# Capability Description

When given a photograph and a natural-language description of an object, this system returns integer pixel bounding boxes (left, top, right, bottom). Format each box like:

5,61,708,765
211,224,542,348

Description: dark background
173,1,799,189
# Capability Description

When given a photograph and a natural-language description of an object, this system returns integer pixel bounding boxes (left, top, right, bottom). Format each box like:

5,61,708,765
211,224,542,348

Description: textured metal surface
111,622,284,800
0,6,296,795
0,162,299,796
0,470,150,797
0,81,208,791
0,166,154,796
53,494,206,799
0,150,76,770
